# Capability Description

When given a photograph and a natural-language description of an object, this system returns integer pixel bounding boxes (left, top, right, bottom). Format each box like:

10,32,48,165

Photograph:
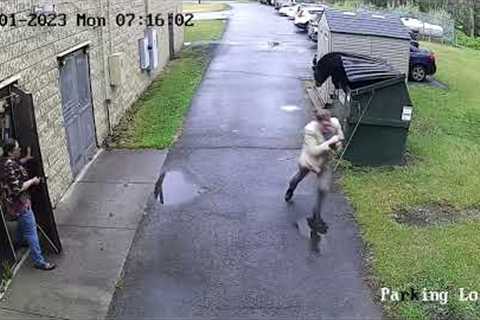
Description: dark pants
288,165,332,225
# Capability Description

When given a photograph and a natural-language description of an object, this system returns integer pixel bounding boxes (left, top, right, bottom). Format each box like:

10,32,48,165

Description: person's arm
20,178,39,192
19,147,34,164
331,118,345,141
5,161,39,194
331,117,345,151
304,129,340,157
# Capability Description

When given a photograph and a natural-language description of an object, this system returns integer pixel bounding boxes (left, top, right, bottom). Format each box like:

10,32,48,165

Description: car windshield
313,13,323,21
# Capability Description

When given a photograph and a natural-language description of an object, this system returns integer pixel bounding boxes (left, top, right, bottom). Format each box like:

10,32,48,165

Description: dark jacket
0,157,31,216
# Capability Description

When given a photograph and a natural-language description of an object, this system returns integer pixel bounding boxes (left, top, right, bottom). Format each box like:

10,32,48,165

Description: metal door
0,207,16,270
59,49,96,177
11,85,62,254
0,85,17,274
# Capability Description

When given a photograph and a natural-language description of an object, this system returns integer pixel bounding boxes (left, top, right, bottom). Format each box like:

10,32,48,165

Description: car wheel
411,65,427,82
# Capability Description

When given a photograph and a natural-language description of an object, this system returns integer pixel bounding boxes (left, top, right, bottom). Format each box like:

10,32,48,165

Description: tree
335,0,480,37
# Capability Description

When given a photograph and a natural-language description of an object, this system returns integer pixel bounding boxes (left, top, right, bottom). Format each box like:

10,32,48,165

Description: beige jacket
298,117,344,174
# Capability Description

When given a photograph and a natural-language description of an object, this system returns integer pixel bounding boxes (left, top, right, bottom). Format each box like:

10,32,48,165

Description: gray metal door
59,49,96,177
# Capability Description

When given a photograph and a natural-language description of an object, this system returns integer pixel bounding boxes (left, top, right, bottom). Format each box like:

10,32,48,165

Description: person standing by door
284,108,344,231
0,138,55,271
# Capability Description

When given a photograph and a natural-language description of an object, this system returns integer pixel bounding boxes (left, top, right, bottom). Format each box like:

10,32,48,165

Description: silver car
307,12,323,41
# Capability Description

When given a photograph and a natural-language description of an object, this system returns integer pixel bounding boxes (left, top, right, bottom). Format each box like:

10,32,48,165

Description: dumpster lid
341,53,401,83
313,52,403,90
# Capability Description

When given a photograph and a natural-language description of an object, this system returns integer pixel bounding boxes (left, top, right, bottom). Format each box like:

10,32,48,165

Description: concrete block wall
0,0,184,204
108,0,184,127
0,0,106,203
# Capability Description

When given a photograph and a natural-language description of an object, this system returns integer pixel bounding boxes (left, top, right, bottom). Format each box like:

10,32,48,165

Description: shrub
456,30,480,50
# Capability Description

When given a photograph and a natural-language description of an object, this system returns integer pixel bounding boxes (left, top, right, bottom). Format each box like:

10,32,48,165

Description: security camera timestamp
0,12,195,28
114,13,194,27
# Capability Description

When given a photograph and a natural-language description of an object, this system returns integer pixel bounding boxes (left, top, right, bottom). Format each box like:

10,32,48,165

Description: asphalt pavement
0,150,167,320
108,3,383,319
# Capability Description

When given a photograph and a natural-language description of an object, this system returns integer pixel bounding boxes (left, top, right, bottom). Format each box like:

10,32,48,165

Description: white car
286,4,309,19
294,6,326,29
423,22,444,37
401,17,444,38
275,0,295,10
307,12,323,41
278,4,298,17
401,17,423,32
286,4,301,19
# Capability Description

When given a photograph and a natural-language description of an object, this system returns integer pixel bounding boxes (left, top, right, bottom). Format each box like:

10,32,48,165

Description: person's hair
2,138,18,157
313,108,331,121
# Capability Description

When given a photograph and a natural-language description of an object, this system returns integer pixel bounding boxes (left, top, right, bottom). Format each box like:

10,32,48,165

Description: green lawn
110,21,226,149
185,20,227,43
341,43,480,319
183,3,230,13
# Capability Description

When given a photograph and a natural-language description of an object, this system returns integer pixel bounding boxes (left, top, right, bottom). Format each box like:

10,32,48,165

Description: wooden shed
316,9,411,103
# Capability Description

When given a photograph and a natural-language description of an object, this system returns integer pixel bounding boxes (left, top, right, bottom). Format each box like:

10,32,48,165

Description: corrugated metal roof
325,9,411,40
341,53,401,83
313,52,403,90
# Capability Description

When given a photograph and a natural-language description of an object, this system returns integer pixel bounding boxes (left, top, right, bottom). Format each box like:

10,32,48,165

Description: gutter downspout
100,0,112,138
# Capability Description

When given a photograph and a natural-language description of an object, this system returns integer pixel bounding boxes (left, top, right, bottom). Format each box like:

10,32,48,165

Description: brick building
0,0,184,205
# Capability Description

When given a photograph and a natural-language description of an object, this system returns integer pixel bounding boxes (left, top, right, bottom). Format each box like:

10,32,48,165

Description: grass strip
341,42,480,319
183,3,231,13
111,20,226,149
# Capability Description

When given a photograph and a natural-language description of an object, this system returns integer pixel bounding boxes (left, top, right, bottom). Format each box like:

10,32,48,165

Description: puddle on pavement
281,105,301,112
296,217,329,254
154,171,199,206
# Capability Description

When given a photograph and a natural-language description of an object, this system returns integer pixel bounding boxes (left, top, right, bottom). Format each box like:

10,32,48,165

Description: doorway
0,84,62,277
59,48,97,178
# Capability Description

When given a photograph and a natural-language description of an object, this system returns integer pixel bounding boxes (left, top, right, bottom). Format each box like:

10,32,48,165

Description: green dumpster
313,52,414,166
341,75,413,166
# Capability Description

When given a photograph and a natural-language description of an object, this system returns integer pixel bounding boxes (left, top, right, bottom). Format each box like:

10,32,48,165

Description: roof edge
330,30,411,41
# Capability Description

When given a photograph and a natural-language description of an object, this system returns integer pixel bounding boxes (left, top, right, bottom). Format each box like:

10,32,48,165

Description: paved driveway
109,3,383,319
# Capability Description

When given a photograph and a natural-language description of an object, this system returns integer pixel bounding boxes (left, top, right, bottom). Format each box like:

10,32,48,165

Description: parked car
401,17,444,38
401,17,423,32
278,4,298,16
423,22,444,37
286,3,319,20
286,4,301,19
279,4,302,19
307,13,323,41
275,0,295,10
294,6,326,29
409,45,436,82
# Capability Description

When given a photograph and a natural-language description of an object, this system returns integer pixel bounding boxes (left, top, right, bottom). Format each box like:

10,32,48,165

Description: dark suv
409,44,437,82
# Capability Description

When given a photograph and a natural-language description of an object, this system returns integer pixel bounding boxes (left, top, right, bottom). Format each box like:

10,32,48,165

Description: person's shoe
307,217,329,234
284,188,294,202
34,262,56,271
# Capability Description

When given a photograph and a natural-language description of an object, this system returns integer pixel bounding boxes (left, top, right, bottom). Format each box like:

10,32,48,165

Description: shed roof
324,9,411,40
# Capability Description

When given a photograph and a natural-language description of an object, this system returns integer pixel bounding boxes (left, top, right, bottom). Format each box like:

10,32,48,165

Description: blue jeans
16,208,46,267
